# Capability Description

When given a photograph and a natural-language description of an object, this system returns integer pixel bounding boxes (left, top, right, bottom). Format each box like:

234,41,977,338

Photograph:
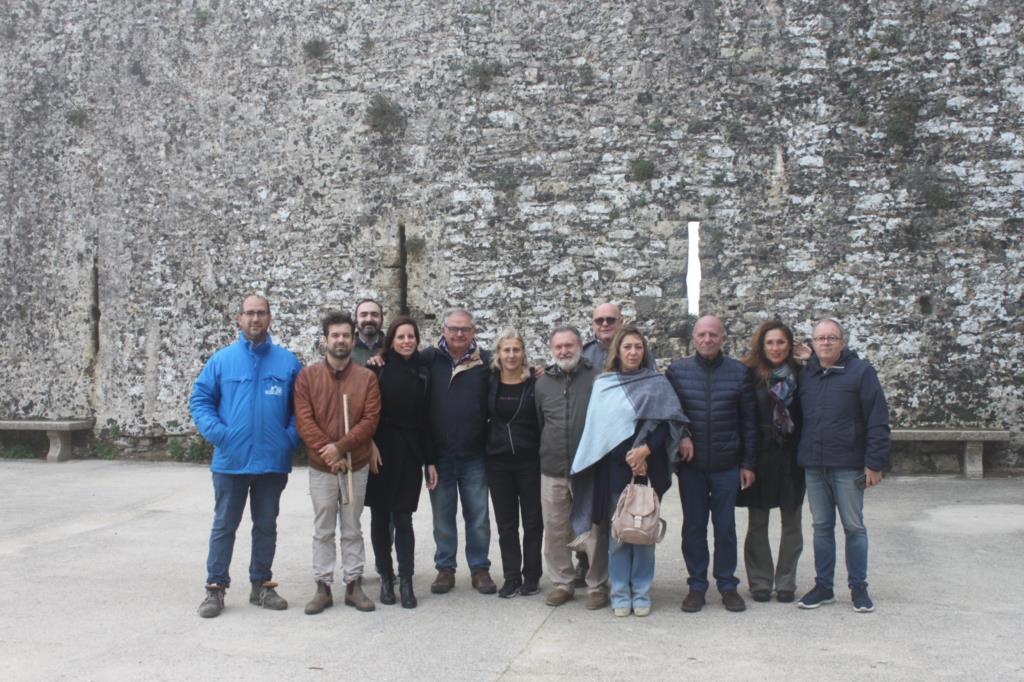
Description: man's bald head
693,315,726,360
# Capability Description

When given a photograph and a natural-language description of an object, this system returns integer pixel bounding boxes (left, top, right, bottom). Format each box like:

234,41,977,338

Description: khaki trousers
540,474,608,594
309,466,368,585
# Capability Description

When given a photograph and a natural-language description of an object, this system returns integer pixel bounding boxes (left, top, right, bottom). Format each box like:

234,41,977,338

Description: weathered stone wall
2,1,1021,464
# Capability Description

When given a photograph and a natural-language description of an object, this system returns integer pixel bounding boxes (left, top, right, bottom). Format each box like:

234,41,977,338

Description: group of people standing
189,294,891,619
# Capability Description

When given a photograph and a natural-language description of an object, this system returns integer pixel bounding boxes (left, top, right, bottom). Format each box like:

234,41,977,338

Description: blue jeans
429,454,491,572
206,472,288,587
805,467,868,589
678,466,740,593
609,490,656,609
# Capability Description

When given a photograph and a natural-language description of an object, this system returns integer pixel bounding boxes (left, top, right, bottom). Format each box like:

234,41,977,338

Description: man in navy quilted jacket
796,319,890,614
666,315,756,614
190,294,303,618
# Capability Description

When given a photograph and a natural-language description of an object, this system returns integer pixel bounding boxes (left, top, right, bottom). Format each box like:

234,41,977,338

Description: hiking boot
797,585,836,609
250,581,287,610
545,587,574,606
471,570,497,595
776,590,795,603
519,579,539,596
752,589,771,603
585,591,609,610
379,574,396,606
573,553,590,588
399,576,417,609
498,577,523,599
304,581,333,615
722,591,747,612
681,590,706,613
198,585,225,618
431,569,455,594
344,577,376,612
851,586,875,613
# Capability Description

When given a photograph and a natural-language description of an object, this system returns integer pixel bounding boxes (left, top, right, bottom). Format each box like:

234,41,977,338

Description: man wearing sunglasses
582,302,656,371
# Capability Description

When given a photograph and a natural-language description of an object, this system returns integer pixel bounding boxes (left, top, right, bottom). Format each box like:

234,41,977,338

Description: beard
359,321,379,338
327,345,352,360
555,350,581,372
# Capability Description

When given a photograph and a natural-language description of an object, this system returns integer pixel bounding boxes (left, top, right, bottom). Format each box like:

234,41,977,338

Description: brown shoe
681,590,706,613
545,587,574,607
431,569,455,594
344,577,376,612
471,570,497,595
304,581,333,615
585,591,609,610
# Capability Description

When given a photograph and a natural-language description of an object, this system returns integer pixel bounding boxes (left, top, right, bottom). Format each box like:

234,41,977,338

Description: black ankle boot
380,574,396,605
400,576,417,609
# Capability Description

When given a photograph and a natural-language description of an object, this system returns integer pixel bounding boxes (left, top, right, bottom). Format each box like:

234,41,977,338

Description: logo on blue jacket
264,384,283,397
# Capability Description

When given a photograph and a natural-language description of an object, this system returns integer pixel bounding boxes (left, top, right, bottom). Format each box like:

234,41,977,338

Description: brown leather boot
304,581,333,615
344,577,376,612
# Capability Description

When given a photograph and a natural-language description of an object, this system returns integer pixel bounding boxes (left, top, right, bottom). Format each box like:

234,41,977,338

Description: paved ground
1,460,1022,681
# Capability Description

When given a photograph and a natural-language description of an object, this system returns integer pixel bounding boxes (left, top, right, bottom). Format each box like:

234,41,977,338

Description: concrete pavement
1,460,1022,681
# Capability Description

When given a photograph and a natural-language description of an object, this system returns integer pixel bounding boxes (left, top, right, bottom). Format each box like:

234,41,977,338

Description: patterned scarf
768,364,796,436
438,337,478,366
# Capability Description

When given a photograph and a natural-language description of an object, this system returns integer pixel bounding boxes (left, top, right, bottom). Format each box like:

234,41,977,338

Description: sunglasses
593,317,619,327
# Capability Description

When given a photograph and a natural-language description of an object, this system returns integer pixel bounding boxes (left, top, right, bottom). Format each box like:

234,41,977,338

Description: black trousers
485,456,543,582
370,508,415,578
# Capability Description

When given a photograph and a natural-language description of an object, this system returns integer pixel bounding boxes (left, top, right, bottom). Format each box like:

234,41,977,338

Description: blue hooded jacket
797,347,891,471
190,333,303,474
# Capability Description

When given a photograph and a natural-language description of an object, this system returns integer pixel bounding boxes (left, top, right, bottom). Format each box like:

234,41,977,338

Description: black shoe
379,575,396,605
400,576,417,609
573,553,590,588
776,590,795,603
752,590,771,603
498,578,523,598
681,590,706,613
722,591,747,612
519,579,540,596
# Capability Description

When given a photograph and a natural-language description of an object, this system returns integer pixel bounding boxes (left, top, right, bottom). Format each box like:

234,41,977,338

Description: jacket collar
239,332,273,356
695,351,724,369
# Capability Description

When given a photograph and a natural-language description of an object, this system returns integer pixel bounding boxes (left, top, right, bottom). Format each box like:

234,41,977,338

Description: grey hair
549,325,582,344
814,318,845,340
442,308,474,327
491,328,530,379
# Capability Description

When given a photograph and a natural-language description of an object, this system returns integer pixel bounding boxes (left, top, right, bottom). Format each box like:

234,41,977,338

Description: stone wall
1,1,1021,464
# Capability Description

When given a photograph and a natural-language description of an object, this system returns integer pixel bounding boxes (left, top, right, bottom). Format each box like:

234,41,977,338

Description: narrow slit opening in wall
686,221,701,316
91,253,101,354
397,223,409,315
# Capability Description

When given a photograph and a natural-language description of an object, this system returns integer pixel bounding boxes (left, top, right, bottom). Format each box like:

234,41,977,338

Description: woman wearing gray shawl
570,325,689,617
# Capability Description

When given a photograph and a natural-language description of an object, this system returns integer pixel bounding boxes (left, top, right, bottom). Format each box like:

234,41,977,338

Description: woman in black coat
485,329,543,598
736,320,806,603
365,316,437,608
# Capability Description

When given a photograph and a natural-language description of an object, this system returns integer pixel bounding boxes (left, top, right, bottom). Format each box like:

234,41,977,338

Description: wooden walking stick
342,393,354,505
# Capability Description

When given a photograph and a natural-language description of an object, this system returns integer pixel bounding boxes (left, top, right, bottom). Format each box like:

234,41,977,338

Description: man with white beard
533,326,609,611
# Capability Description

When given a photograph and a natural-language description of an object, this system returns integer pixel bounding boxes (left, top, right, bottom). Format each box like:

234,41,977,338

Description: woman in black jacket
737,320,806,603
365,316,438,608
486,329,543,598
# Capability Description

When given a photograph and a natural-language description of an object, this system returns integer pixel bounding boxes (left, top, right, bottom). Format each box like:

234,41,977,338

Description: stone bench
890,428,1010,479
0,419,95,462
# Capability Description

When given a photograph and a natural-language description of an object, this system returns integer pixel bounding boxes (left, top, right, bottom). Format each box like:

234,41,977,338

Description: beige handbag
611,478,667,545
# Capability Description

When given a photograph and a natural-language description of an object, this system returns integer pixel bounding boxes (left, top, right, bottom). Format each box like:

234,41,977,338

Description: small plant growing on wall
303,37,329,61
365,94,406,142
492,168,519,194
885,94,921,150
405,235,427,256
466,60,502,90
629,158,656,182
194,8,212,29
66,108,87,127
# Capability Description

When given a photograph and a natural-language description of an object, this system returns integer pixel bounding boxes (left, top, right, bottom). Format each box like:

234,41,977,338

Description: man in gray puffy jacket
796,319,890,614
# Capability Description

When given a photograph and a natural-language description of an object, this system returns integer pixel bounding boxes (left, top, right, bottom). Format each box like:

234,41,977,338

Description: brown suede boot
344,577,376,612
304,581,333,615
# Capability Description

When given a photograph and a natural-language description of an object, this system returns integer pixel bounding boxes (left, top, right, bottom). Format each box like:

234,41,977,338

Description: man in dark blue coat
666,315,756,613
796,319,890,613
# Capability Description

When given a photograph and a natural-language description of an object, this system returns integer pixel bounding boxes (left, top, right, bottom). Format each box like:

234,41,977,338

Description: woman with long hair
570,325,689,617
485,329,543,598
737,320,805,603
365,316,438,608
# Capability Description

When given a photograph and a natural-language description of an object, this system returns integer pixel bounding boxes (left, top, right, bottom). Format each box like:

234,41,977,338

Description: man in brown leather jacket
294,310,382,614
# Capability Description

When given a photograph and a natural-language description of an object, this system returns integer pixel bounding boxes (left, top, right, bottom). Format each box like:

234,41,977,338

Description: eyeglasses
444,325,473,335
812,336,841,343
241,310,269,319
593,317,619,327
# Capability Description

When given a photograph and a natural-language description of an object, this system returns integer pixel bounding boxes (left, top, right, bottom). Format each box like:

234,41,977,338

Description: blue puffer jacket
797,347,891,472
666,353,756,471
190,333,303,474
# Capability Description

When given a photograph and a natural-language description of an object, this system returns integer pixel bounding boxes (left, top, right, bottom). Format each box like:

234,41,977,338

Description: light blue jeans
609,492,656,609
804,467,868,590
429,454,491,573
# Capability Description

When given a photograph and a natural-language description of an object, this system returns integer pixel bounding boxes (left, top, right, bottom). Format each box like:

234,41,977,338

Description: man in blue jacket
190,294,303,618
797,319,890,613
666,315,756,613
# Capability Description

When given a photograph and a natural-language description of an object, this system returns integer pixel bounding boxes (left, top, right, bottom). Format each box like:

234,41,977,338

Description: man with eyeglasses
796,319,890,613
421,308,497,595
190,294,303,618
582,302,656,371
